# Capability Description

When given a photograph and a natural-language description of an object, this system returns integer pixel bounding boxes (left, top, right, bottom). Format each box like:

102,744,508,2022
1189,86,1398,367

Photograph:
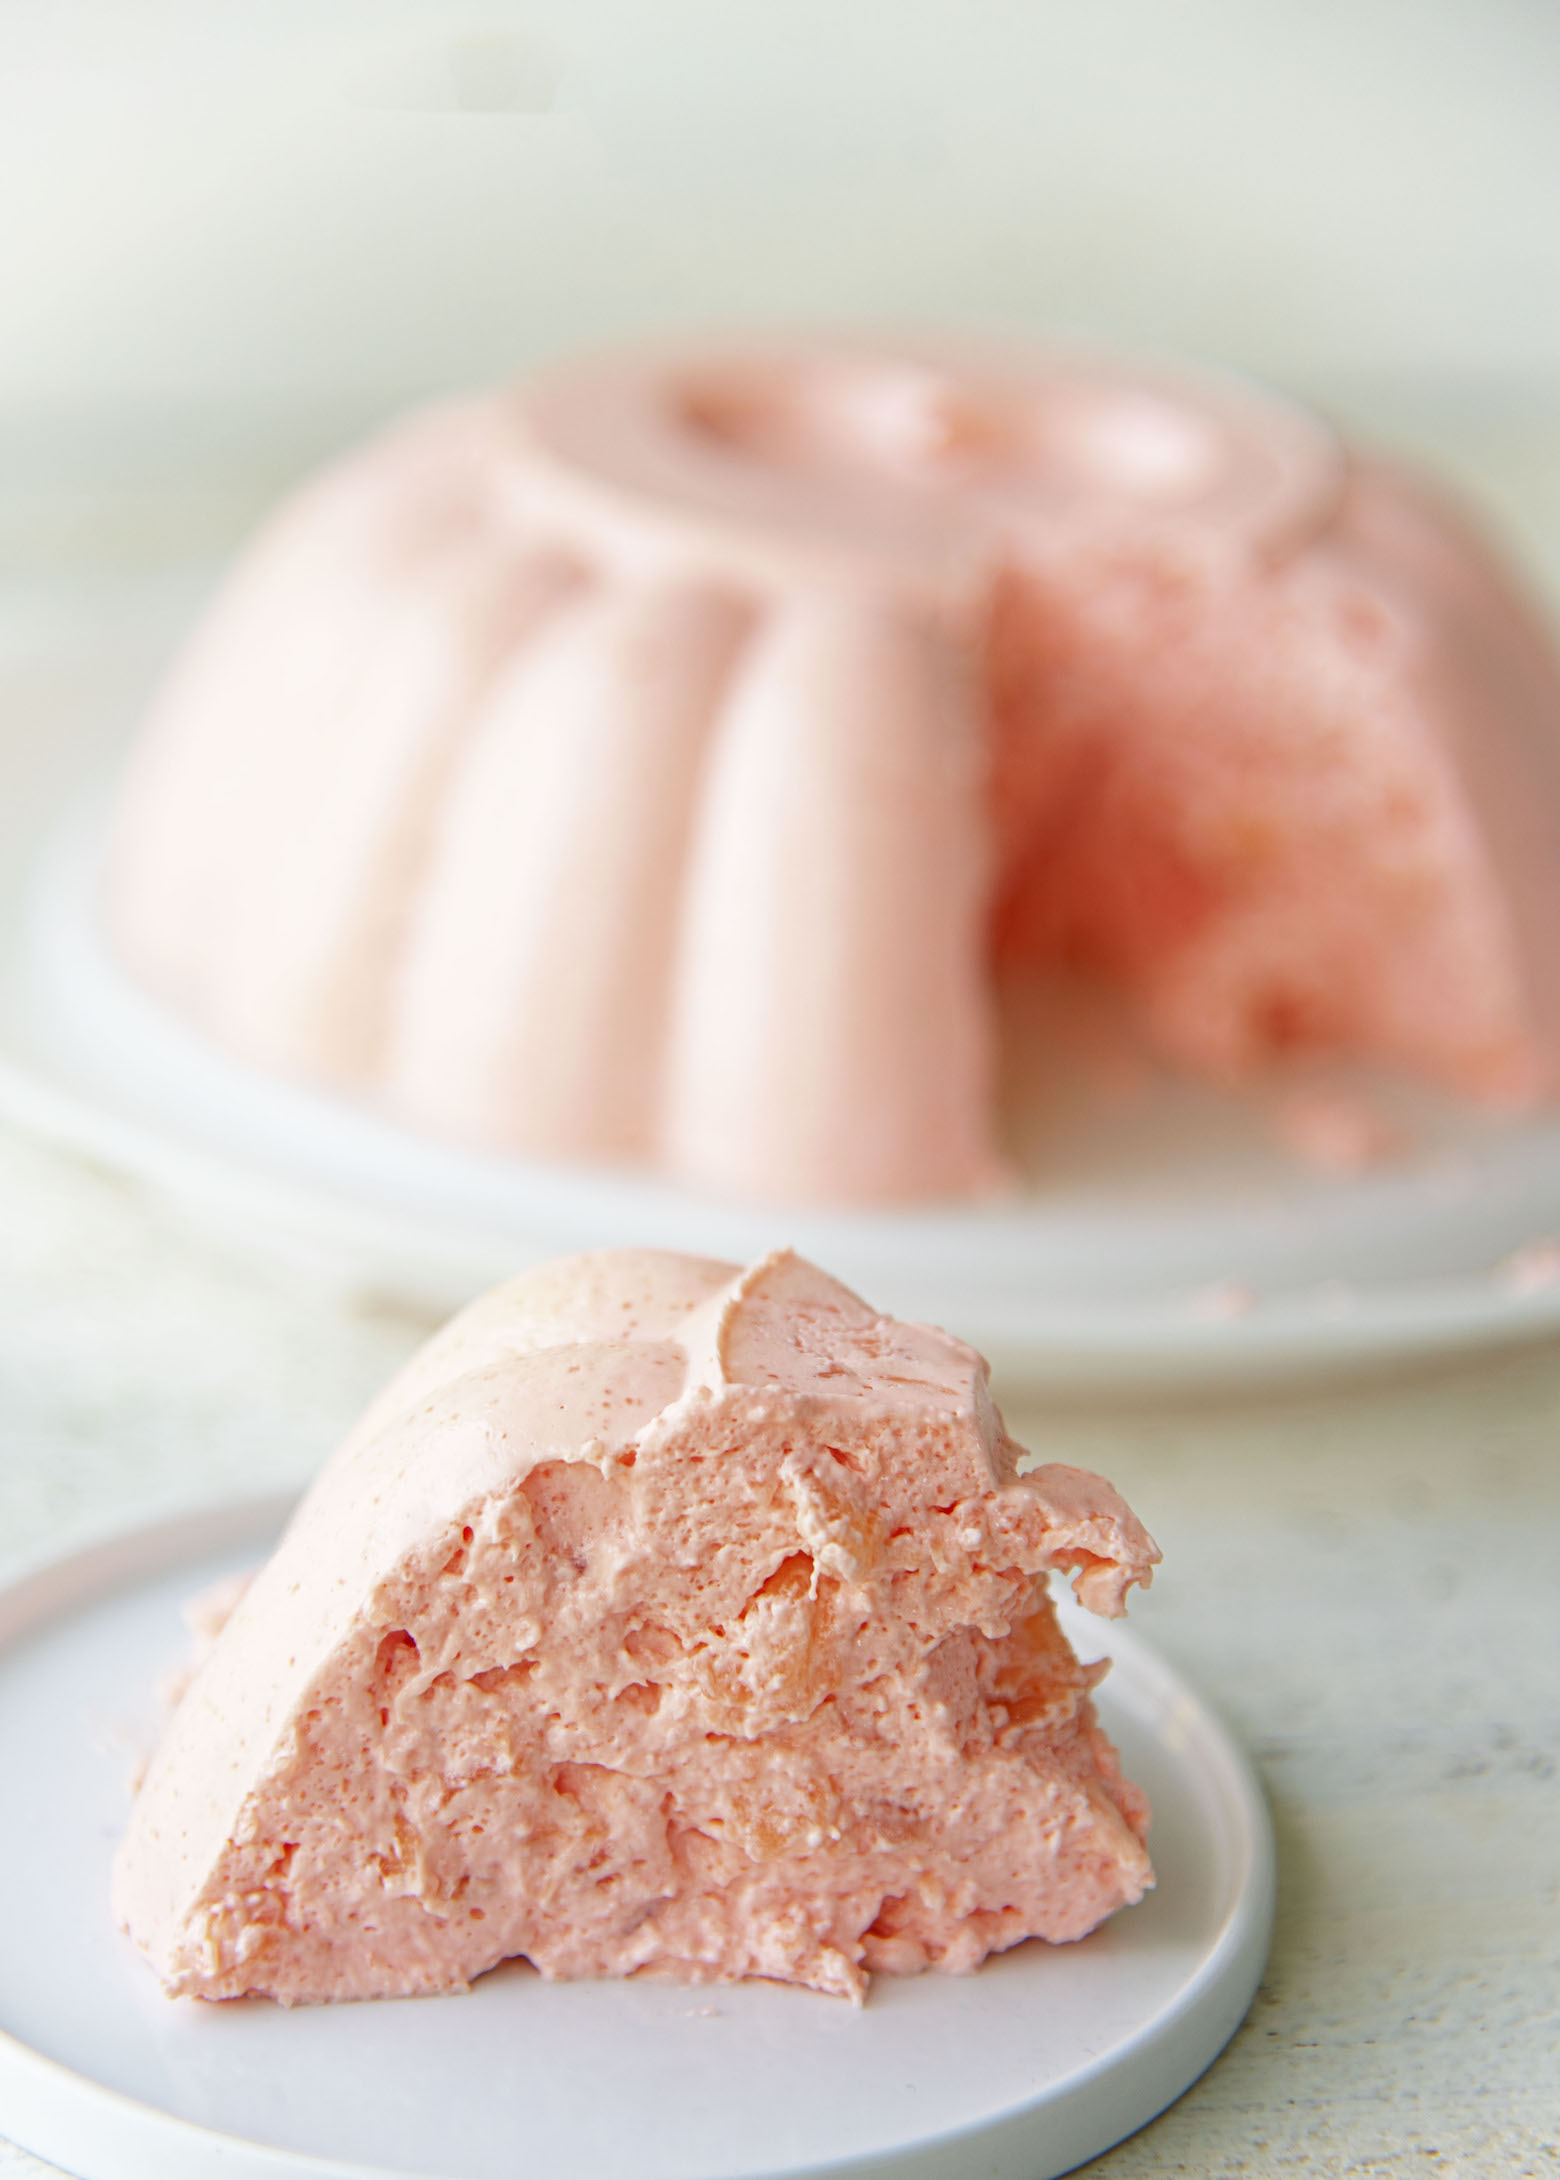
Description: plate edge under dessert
8,598,1560,1387
0,1496,1274,2180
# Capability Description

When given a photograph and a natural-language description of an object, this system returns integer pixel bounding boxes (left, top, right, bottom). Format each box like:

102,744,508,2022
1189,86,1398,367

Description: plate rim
0,1496,1275,2180
12,595,1560,1385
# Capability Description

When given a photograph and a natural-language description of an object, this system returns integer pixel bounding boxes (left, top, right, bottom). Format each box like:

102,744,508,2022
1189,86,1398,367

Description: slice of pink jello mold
106,340,1560,1206
114,1247,1160,2005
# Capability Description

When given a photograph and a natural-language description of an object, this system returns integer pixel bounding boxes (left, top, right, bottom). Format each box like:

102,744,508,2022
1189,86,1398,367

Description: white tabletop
1,1109,1557,2179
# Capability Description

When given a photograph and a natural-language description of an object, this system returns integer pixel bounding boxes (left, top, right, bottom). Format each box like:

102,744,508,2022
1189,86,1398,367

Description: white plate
0,1497,1272,2180
7,578,1560,1385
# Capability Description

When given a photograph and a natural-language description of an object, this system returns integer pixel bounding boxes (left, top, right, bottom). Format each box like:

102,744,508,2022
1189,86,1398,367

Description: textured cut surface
114,1248,1158,2003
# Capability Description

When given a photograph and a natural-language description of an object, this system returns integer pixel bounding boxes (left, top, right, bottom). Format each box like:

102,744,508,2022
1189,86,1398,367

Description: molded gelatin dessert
107,342,1560,1204
114,1247,1159,2003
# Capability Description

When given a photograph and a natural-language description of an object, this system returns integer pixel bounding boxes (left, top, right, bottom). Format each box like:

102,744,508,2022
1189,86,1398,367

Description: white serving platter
7,576,1560,1385
0,1497,1273,2180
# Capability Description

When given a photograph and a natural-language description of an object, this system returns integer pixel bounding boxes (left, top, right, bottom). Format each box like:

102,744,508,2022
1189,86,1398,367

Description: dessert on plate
107,339,1560,1204
114,1247,1159,2004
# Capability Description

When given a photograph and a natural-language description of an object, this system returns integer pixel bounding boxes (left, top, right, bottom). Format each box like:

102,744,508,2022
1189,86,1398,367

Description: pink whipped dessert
114,1248,1158,2004
107,340,1560,1204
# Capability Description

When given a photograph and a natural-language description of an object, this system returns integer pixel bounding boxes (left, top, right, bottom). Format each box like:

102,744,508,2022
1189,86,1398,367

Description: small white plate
0,1498,1273,2180
7,578,1560,1385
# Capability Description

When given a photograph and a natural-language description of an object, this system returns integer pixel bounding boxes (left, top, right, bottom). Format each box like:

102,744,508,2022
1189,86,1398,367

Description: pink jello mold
108,340,1560,1204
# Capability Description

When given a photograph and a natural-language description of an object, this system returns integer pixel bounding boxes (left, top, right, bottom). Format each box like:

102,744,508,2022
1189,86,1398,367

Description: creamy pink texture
986,463,1560,1105
661,594,995,1202
107,342,1560,1202
114,1248,1158,2004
